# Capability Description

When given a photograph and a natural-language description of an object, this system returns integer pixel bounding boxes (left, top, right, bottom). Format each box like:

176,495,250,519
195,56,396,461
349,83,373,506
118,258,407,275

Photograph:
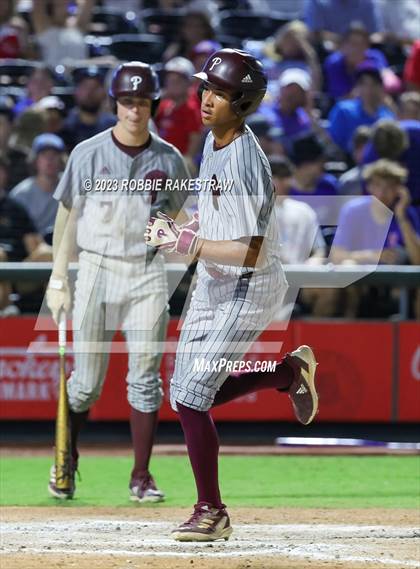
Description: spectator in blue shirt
10,134,65,244
338,125,372,195
259,68,313,153
289,134,339,226
324,24,388,100
305,0,382,39
331,159,420,317
328,64,394,154
362,119,420,204
332,159,420,266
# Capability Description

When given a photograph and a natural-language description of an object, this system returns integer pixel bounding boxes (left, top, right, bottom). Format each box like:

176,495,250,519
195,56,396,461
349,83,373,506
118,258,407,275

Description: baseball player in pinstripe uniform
46,61,189,502
145,49,319,541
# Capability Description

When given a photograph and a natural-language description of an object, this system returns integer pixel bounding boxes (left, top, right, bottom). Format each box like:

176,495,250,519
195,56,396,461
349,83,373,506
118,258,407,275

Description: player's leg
212,345,318,425
171,271,269,540
174,402,232,542
67,253,114,451
211,359,294,405
122,255,169,502
175,291,222,510
211,272,319,425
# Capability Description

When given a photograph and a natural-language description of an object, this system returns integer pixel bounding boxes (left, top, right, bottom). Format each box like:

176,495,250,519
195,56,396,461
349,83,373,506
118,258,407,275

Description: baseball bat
54,310,72,491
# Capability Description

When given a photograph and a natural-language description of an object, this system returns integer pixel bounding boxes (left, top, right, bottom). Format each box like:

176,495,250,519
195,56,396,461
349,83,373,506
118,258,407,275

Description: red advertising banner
397,322,420,422
0,317,418,422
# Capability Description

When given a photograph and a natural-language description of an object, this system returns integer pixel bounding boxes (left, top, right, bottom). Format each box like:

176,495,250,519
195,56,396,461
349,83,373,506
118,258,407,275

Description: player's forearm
52,204,77,278
196,237,266,268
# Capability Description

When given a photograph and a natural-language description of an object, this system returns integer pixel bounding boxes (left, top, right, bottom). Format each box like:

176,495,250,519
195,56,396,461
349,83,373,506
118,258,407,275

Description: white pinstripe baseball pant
170,262,288,412
67,250,169,413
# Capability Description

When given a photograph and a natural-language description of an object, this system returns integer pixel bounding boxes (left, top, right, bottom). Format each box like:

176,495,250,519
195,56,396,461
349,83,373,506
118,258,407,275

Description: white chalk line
1,547,419,567
1,520,418,536
1,520,419,568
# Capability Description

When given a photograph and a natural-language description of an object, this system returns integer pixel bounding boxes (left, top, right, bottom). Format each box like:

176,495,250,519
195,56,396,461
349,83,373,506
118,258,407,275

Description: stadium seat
324,161,349,178
85,35,113,58
218,10,289,40
109,34,165,64
0,60,39,87
88,7,139,36
0,86,25,101
140,9,183,42
215,34,245,49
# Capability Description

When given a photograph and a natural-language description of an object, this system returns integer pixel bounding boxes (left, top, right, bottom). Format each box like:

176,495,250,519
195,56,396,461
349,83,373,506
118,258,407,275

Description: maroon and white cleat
129,473,165,503
172,502,233,542
285,345,319,425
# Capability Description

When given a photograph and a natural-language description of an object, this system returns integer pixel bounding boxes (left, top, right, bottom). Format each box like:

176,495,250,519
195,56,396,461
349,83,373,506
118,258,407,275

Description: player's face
200,85,238,126
117,96,152,135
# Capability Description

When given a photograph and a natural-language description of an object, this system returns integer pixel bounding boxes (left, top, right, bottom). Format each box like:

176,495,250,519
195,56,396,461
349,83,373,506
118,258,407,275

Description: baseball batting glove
46,276,71,325
144,212,199,256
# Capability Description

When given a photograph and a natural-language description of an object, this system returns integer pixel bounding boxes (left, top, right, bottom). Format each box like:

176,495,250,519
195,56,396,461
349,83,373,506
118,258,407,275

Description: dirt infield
1,506,419,569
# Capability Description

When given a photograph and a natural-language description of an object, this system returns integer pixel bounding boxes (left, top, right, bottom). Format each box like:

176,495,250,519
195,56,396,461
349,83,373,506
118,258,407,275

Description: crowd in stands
0,0,419,319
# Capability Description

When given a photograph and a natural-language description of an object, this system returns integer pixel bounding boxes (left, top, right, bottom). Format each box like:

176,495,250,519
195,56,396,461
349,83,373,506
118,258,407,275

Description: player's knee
67,376,102,412
170,381,212,413
127,374,163,413
68,389,100,413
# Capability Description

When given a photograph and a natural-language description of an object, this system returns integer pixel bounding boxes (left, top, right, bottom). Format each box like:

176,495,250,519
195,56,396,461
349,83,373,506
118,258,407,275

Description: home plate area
1,519,419,569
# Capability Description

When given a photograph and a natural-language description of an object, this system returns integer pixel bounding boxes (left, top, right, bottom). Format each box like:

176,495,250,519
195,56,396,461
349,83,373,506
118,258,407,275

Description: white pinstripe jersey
197,125,281,278
54,128,189,257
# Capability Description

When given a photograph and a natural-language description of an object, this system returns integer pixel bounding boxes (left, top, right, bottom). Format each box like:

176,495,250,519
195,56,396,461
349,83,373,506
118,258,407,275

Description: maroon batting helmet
109,61,161,115
194,48,267,118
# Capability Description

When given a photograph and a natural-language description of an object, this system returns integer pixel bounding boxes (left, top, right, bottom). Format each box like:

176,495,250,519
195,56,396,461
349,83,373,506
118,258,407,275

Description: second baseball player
146,48,319,541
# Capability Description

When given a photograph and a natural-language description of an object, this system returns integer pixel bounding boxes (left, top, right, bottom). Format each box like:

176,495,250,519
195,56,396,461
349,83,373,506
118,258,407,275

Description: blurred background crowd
0,0,419,319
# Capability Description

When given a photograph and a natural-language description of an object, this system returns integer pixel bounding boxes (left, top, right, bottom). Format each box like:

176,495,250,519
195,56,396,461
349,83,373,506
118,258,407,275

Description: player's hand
144,212,199,256
180,212,199,232
394,185,411,222
46,277,71,325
